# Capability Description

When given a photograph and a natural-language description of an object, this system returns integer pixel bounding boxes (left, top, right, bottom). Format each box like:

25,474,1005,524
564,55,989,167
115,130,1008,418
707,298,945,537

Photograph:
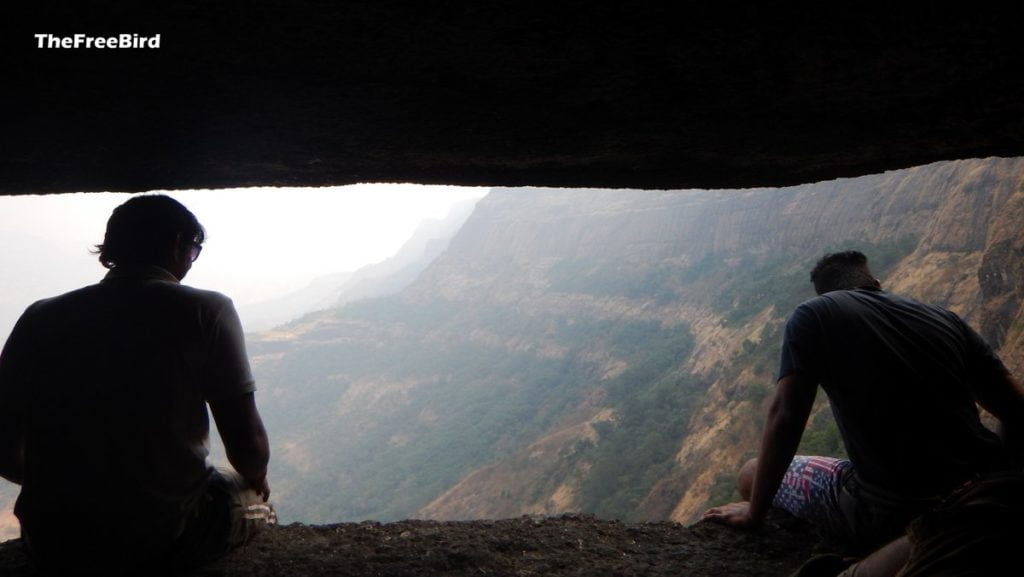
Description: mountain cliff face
249,157,1023,526
238,198,479,331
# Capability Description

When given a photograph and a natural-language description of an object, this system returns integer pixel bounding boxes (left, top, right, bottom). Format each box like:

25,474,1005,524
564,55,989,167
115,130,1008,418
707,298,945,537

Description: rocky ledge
0,512,822,576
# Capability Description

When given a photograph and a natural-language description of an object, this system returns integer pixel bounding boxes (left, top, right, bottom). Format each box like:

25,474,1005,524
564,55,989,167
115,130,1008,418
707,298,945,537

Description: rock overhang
2,2,1023,195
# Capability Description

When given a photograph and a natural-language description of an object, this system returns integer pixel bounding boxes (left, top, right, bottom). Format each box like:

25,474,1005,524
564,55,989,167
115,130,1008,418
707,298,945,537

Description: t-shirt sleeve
203,298,256,402
0,304,43,412
778,302,824,382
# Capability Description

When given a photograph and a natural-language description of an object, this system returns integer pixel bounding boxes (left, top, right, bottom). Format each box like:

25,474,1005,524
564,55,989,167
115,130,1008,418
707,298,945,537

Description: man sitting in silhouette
702,250,1024,557
0,195,275,575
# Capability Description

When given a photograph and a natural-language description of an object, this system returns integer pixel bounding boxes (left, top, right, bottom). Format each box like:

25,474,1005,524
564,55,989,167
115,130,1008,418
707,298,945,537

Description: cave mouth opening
0,183,487,336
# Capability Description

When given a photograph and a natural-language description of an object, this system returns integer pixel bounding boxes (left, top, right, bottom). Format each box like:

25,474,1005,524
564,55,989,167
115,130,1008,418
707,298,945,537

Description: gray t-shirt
0,266,255,565
779,287,1010,498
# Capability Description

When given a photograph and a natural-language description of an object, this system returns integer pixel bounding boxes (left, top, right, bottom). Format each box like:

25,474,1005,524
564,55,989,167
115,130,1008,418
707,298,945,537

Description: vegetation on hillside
257,294,703,523
577,323,697,520
248,159,1022,526
257,234,917,523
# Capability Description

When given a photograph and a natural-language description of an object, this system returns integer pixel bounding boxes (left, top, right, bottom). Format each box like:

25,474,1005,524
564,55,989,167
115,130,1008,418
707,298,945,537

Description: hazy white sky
0,184,488,337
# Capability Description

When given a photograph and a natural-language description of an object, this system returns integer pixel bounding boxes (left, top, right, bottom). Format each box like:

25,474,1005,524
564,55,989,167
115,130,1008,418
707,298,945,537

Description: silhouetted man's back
0,195,273,575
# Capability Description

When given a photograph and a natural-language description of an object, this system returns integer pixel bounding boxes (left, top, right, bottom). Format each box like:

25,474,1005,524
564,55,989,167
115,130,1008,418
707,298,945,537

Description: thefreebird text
34,34,161,49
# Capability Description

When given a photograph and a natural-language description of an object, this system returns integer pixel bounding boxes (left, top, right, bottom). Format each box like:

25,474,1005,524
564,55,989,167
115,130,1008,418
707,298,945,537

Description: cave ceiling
2,2,1023,195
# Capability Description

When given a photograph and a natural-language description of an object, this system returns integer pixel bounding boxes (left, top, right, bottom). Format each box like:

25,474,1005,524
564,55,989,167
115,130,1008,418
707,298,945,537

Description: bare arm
974,372,1024,456
702,373,817,528
210,392,271,499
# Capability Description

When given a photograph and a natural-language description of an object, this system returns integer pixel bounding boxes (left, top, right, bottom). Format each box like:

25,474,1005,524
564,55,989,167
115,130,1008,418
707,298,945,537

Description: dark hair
810,250,876,295
94,195,205,269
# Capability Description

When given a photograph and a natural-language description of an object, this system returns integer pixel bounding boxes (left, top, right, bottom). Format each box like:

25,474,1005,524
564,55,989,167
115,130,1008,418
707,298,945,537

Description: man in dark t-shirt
703,251,1024,553
0,195,276,575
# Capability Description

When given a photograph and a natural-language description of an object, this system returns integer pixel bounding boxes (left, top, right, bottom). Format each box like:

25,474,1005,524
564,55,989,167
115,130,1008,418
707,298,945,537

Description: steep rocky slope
1,158,1020,547
246,157,1024,527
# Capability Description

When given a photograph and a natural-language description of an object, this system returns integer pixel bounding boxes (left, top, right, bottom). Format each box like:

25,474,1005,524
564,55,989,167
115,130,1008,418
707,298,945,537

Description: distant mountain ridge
239,198,479,331
248,158,1023,527
2,160,1017,543
0,197,483,543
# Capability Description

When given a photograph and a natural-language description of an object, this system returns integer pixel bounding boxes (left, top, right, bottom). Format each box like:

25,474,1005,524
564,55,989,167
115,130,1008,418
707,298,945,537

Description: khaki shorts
835,472,940,554
894,472,1024,577
169,468,277,570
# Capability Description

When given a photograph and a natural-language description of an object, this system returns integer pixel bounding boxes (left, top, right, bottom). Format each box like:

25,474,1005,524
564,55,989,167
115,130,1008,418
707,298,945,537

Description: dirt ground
0,511,827,576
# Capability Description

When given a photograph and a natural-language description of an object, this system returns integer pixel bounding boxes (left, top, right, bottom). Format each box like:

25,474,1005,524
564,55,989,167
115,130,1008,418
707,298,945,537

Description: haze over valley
1,159,1022,540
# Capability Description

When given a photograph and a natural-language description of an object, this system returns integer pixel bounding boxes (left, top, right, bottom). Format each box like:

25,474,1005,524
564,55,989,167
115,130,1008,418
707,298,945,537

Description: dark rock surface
3,3,1023,194
0,513,824,576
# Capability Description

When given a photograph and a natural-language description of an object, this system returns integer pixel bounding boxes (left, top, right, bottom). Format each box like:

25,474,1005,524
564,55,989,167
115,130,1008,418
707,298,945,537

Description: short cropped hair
810,250,876,295
95,195,205,269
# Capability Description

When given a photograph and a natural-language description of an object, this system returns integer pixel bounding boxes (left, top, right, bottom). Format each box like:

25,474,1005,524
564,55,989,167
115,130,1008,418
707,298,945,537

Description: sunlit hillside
249,157,1024,525
1,158,1021,541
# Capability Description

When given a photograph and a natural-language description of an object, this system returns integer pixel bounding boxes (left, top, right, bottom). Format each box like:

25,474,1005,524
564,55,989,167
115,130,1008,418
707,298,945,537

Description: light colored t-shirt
0,265,255,567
